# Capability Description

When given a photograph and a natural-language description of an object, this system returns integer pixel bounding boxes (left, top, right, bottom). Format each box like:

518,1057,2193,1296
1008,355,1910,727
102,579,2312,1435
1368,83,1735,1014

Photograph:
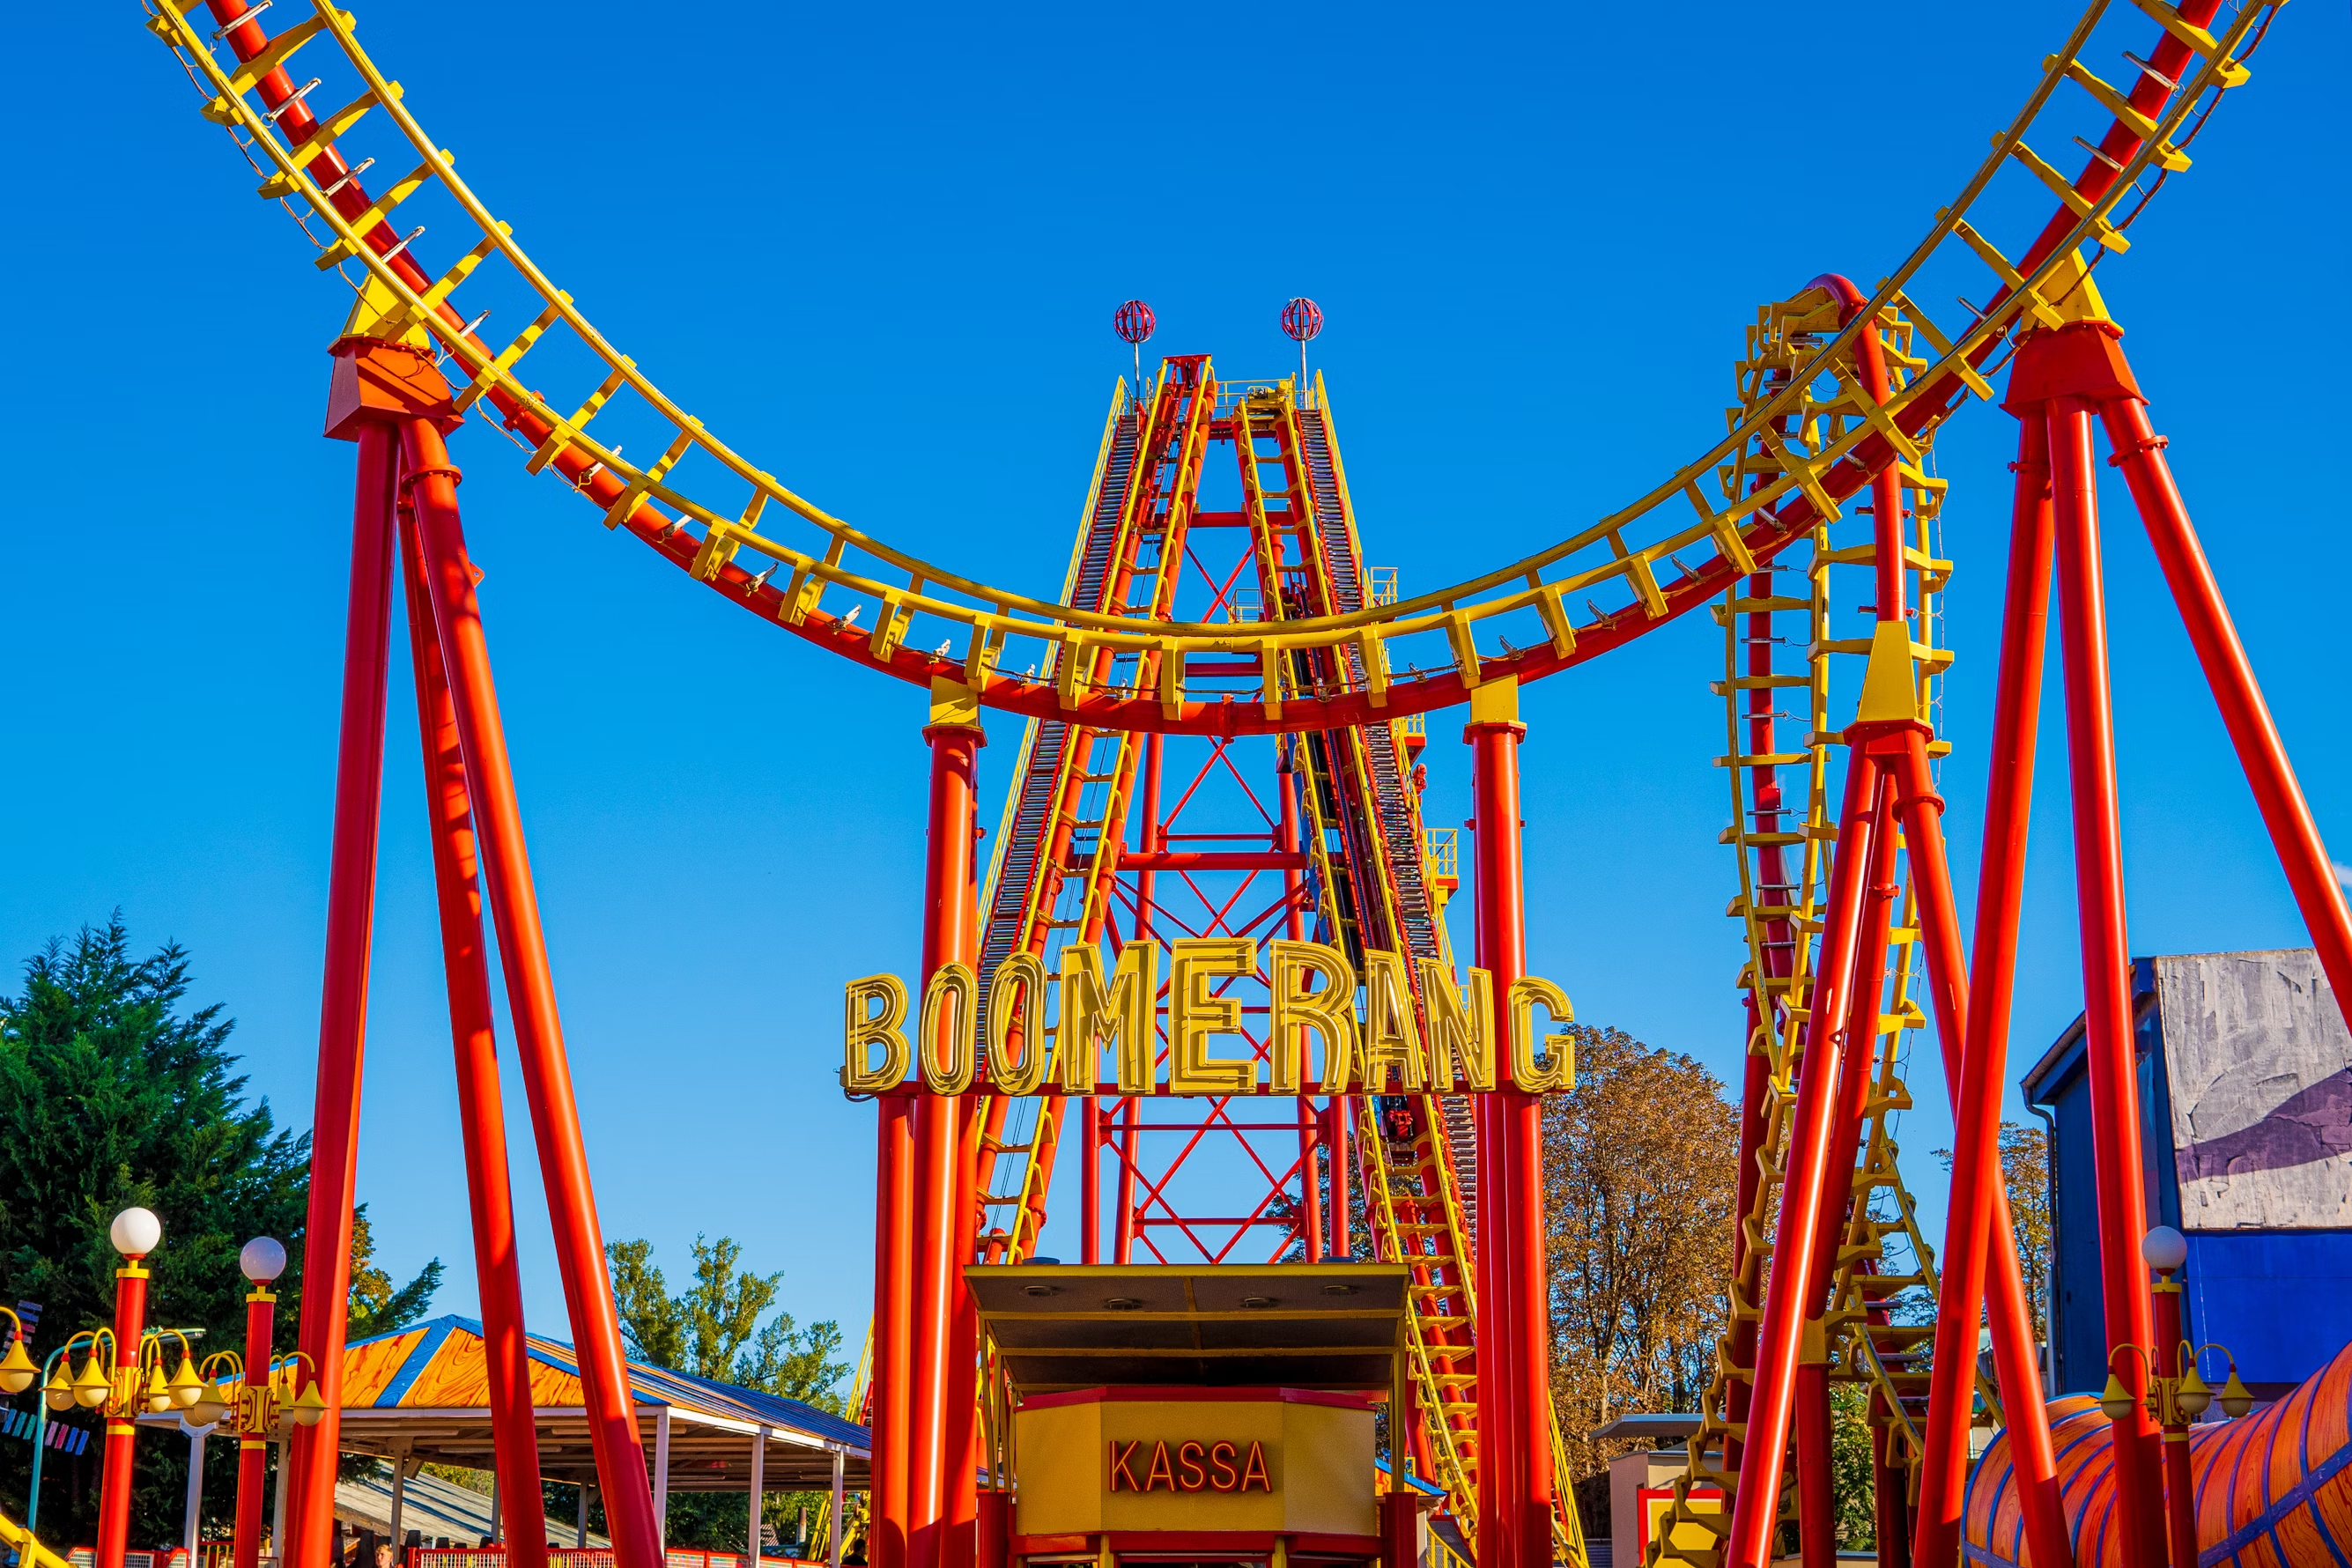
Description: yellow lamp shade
189,1389,232,1429
43,1362,74,1412
144,1363,174,1414
0,1335,38,1395
2097,1372,2138,1424
2177,1365,2213,1419
290,1380,328,1428
2220,1370,2255,1419
71,1355,113,1409
168,1355,204,1409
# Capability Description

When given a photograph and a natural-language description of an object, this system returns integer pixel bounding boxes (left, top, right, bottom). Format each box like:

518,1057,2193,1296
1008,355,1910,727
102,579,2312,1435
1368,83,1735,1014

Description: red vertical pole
400,417,664,1568
1912,419,2074,1568
1724,755,1884,1568
2099,396,2352,1019
1796,780,1897,1568
909,715,984,1568
1115,1098,1141,1264
233,1285,275,1568
1468,695,1550,1568
874,1098,915,1568
1329,1095,1353,1259
397,506,551,1568
2046,396,2164,1568
288,418,399,1568
1279,756,1324,1261
1078,1098,1102,1267
95,1257,151,1568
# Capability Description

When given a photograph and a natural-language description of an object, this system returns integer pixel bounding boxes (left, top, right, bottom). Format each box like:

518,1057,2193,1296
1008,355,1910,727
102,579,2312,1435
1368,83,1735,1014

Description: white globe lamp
240,1237,288,1283
110,1207,163,1259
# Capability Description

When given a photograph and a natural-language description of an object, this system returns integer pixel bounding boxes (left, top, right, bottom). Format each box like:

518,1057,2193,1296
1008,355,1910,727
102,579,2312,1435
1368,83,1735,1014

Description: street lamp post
33,1210,218,1568
2100,1225,2256,1568
97,1208,161,1568
187,1239,324,1568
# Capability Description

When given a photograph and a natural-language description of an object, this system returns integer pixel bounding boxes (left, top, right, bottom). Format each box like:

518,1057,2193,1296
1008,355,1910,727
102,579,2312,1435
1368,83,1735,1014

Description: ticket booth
966,1262,1424,1568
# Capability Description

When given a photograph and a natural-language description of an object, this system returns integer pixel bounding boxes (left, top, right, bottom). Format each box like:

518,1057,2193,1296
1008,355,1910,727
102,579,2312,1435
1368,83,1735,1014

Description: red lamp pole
2149,1267,2196,1568
233,1239,289,1568
96,1209,159,1568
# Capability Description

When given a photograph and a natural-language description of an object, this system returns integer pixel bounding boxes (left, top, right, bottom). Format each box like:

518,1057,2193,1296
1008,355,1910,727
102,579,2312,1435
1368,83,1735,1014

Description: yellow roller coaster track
144,0,2281,737
0,1507,74,1568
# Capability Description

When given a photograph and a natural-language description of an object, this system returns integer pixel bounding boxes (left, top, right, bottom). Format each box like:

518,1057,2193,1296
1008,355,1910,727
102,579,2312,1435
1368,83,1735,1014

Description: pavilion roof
322,1315,868,1489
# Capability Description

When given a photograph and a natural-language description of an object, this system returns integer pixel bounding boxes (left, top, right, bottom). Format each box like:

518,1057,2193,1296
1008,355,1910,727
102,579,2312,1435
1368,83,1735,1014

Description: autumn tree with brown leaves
1542,1024,1741,1491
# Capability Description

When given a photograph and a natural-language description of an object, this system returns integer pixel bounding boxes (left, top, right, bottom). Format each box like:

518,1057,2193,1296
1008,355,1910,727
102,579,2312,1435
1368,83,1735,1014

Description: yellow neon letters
841,937,1577,1096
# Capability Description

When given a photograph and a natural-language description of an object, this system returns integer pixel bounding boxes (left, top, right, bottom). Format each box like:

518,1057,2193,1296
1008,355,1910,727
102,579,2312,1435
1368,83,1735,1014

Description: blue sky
5,0,2346,1382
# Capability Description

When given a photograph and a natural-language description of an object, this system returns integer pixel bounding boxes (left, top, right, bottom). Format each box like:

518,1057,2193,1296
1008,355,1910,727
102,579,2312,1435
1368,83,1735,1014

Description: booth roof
344,1314,868,1454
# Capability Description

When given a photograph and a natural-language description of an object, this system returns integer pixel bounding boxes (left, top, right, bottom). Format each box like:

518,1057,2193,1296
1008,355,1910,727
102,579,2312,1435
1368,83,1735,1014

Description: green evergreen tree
0,917,439,1549
604,1235,849,1550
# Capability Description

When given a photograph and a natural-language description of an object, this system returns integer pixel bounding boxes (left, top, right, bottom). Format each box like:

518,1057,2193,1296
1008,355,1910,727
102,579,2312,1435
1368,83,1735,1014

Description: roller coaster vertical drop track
130,3,2352,1568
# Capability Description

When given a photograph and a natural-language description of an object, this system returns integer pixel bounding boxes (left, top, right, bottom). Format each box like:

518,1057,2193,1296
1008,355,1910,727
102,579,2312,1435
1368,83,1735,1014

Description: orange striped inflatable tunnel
1965,1342,2352,1566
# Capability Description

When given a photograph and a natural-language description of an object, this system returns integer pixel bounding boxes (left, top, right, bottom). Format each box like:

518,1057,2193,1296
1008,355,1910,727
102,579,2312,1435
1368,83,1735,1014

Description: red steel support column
1468,688,1551,1568
398,507,550,1568
288,419,399,1568
2100,395,2352,1022
233,1283,274,1568
2046,396,2164,1568
874,1098,915,1568
95,1256,152,1568
401,417,664,1568
1797,778,1897,1568
909,711,984,1568
1725,755,1885,1568
1912,420,2072,1568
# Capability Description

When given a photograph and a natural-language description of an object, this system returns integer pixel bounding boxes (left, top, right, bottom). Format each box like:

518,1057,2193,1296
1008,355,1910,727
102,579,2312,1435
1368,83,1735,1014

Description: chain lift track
951,362,1581,1556
147,0,2280,738
137,4,2293,1568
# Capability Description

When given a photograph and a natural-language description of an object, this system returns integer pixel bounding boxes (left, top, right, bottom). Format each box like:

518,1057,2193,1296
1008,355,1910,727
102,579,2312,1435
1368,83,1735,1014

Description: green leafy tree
349,1212,445,1344
603,1235,849,1549
0,917,439,1547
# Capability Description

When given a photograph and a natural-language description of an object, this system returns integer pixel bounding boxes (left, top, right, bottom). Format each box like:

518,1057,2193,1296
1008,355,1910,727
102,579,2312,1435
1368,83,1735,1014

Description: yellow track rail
0,1507,74,1568
144,0,2280,732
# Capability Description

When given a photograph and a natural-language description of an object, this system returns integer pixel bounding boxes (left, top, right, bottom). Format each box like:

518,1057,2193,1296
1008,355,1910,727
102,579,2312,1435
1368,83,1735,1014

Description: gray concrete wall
2156,949,2352,1229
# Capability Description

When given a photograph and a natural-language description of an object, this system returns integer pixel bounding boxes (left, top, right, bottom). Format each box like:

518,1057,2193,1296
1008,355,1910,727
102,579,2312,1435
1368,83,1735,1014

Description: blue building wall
2023,952,2352,1399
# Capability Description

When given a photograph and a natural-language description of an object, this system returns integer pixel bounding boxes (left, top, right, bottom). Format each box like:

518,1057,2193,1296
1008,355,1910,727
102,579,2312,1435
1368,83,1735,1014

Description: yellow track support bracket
313,155,449,267
2005,139,2131,251
2127,0,2253,85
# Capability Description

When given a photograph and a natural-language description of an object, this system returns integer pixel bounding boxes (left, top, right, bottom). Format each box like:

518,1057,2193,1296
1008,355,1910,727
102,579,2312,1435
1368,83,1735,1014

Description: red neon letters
1107,1439,1273,1493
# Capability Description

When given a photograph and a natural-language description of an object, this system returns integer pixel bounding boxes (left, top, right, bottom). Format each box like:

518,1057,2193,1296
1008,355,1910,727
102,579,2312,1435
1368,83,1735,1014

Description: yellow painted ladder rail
143,0,2283,734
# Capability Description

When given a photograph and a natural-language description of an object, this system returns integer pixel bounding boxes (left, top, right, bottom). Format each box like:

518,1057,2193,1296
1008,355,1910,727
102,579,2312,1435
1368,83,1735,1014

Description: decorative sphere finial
2142,1224,2188,1274
1113,300,1155,346
1280,298,1324,344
